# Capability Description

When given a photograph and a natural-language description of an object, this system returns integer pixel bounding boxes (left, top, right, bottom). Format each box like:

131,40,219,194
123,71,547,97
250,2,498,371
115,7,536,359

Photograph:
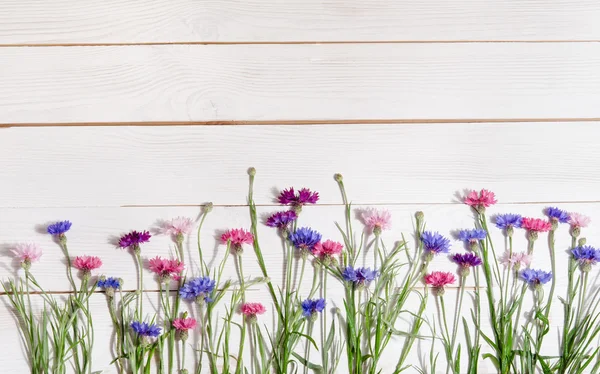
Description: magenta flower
73,255,103,271
499,251,531,271
221,228,254,254
119,230,151,252
11,243,42,269
424,271,456,295
173,317,197,331
521,217,552,233
266,211,297,230
240,302,266,323
359,208,391,234
278,187,319,212
451,253,482,276
148,256,185,281
312,240,343,265
159,217,194,236
464,189,497,213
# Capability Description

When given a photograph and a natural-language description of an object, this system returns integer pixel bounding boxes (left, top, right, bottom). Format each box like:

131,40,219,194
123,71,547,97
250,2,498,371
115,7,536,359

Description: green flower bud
334,173,343,182
415,211,425,220
578,238,587,246
204,202,213,213
572,227,581,238
248,167,256,176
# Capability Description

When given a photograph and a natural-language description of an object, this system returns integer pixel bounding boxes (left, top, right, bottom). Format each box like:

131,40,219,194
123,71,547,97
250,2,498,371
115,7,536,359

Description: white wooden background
2,1,600,373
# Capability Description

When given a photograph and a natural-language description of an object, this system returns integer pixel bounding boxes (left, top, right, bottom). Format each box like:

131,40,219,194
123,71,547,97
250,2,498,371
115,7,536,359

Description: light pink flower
11,243,42,265
521,217,552,233
312,240,343,257
499,251,531,269
424,271,456,288
172,317,197,331
72,255,103,271
360,208,391,233
240,302,267,316
148,257,184,280
569,213,591,229
159,217,195,236
464,189,497,213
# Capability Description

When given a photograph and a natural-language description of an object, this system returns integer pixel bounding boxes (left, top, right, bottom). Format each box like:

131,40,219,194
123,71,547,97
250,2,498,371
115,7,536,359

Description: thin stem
235,255,247,374
450,276,467,354
439,295,454,373
322,269,329,373
135,251,144,319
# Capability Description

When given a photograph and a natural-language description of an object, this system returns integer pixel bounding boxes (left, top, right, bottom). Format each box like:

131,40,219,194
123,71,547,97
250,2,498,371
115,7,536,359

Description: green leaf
291,352,323,372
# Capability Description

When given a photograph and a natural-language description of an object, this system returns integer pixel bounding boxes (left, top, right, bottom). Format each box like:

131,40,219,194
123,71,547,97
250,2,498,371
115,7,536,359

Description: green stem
322,269,329,373
135,251,144,319
235,255,247,374
450,276,467,355
439,296,455,373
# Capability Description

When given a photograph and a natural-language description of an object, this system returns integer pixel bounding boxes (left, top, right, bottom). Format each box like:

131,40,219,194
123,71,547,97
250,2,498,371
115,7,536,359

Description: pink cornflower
148,257,185,281
240,302,266,323
360,208,392,234
11,243,42,269
424,271,456,295
73,255,103,271
499,251,531,271
159,217,194,236
569,213,591,229
521,217,552,242
221,228,254,254
312,240,343,265
464,189,497,214
173,316,196,341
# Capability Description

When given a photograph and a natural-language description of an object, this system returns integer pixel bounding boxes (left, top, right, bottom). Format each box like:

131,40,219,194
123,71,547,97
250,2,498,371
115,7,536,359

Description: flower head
148,257,185,281
569,213,591,229
221,228,254,254
266,211,298,230
464,189,497,213
457,229,487,244
131,321,162,339
97,276,122,297
571,246,600,272
421,231,451,257
240,302,266,323
179,276,216,304
499,251,531,271
342,266,379,288
545,207,570,224
118,230,151,253
47,220,72,236
359,208,392,235
278,187,319,212
312,240,343,265
159,217,194,239
301,298,326,321
521,217,552,241
521,269,552,288
494,214,522,236
11,243,42,269
451,253,482,276
424,271,456,295
73,255,103,272
173,317,197,340
289,227,322,255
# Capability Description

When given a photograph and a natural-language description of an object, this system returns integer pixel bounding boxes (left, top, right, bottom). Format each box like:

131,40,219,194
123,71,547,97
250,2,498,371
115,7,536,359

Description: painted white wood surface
1,0,600,44
2,123,600,207
2,44,600,124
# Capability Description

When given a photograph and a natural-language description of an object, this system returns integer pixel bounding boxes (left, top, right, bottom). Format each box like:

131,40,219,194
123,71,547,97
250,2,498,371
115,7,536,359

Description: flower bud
578,238,587,246
334,173,343,182
181,370,188,374
118,278,124,288
571,227,581,238
248,167,256,176
333,307,341,315
204,202,213,213
415,211,425,220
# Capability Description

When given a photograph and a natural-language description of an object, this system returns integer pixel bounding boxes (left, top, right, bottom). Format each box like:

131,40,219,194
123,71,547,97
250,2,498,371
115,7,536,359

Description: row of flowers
5,173,600,374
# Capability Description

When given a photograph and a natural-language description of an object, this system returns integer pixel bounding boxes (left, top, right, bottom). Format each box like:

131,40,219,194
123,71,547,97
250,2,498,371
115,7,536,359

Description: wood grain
0,0,599,44
1,44,600,124
2,123,600,207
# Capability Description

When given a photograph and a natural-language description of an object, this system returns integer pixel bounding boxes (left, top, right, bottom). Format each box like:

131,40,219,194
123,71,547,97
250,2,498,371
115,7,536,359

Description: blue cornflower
545,207,570,224
47,220,72,236
288,227,322,252
457,229,487,243
131,321,161,337
571,246,600,271
494,214,523,230
97,277,121,289
179,276,216,303
342,266,379,287
521,269,552,287
421,231,451,255
301,298,326,319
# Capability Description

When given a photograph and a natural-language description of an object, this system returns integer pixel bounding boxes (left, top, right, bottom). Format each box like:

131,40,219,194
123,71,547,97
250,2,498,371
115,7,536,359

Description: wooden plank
1,204,593,292
1,44,600,124
2,123,600,207
0,0,599,44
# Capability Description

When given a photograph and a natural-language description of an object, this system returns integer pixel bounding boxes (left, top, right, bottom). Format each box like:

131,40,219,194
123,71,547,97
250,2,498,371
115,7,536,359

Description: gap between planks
3,117,600,129
1,40,600,48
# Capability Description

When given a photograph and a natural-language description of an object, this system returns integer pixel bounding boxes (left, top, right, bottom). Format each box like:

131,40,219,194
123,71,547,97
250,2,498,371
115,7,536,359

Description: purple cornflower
288,227,322,253
301,298,326,320
451,253,482,276
118,230,151,252
545,207,570,227
131,321,162,337
342,266,379,288
521,269,552,288
278,187,319,212
421,231,451,257
266,211,297,230
179,276,216,304
571,246,600,272
47,221,72,236
457,229,487,243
